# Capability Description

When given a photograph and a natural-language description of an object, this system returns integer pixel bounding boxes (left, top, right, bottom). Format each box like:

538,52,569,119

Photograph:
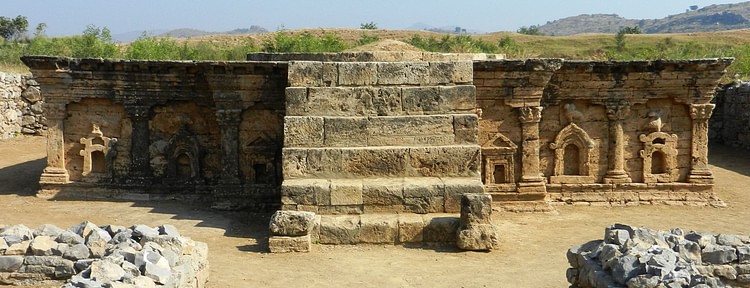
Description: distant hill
159,25,268,38
406,23,484,34
537,2,750,35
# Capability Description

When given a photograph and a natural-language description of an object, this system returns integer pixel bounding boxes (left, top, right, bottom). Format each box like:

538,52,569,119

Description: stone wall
0,72,45,139
0,222,208,287
711,81,750,150
568,224,750,287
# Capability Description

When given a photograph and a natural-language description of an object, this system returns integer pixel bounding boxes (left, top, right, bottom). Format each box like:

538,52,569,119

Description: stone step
287,61,473,88
282,145,481,179
489,192,547,202
285,85,476,117
281,177,484,214
284,114,478,148
494,201,555,213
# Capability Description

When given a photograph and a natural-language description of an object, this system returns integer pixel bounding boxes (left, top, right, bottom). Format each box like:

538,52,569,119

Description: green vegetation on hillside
3,23,750,80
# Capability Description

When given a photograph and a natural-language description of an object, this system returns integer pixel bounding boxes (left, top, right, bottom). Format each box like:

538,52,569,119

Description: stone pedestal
268,210,316,253
688,104,715,184
456,193,497,251
604,100,632,184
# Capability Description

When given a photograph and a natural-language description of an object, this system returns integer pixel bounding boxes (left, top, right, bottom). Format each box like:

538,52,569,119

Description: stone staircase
281,60,484,214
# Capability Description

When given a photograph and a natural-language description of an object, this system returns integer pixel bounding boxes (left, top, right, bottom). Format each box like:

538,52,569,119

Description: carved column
216,108,242,184
517,106,546,193
39,102,69,184
125,105,152,184
604,100,632,184
688,103,715,184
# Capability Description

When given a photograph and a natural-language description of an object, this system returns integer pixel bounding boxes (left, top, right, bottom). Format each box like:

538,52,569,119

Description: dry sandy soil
1,136,749,288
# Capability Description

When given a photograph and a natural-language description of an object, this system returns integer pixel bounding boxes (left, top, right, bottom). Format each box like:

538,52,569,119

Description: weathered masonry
22,54,732,212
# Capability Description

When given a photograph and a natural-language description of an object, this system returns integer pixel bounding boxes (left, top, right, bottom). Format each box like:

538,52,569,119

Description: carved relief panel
549,103,597,184
79,124,118,182
481,133,517,192
639,110,679,183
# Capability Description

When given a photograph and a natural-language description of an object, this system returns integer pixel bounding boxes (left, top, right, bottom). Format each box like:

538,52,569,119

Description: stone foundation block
0,256,23,272
323,117,368,147
376,62,428,85
367,115,454,146
268,235,311,253
457,224,498,251
269,210,316,237
284,116,324,147
362,178,404,206
359,215,398,244
319,215,360,244
460,193,492,227
288,61,323,86
408,146,480,177
398,214,425,243
280,179,329,206
422,215,459,243
330,180,363,206
337,62,377,86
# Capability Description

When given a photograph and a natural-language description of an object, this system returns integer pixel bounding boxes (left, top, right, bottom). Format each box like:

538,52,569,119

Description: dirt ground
1,136,749,288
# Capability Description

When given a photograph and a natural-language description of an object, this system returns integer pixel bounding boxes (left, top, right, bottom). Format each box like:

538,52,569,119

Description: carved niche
243,133,280,185
79,124,118,181
481,133,517,192
639,110,678,183
165,125,203,184
549,103,597,184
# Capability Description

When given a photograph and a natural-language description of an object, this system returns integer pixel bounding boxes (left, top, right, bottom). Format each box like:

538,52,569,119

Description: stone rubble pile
0,222,208,287
0,72,45,139
567,224,750,288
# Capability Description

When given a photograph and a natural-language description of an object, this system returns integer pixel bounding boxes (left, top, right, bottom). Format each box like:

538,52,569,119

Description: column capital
689,103,715,120
518,106,543,123
125,104,152,122
43,102,67,120
216,109,243,126
605,100,630,121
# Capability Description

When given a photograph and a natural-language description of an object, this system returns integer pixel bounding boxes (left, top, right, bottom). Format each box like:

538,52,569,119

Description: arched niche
79,123,118,181
639,131,678,183
165,125,203,184
549,123,597,184
481,132,517,192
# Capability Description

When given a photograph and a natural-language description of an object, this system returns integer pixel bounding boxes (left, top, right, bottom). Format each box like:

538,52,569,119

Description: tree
614,26,640,51
0,15,29,41
619,26,642,35
517,25,544,36
360,22,378,30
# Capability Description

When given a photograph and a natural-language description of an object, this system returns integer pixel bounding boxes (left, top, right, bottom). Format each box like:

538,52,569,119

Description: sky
2,0,748,37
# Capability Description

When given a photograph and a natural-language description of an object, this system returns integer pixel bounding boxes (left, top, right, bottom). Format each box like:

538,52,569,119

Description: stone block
0,256,23,272
401,87,441,115
452,61,473,84
288,61,322,86
338,62,377,86
457,224,498,251
443,178,484,213
376,62,428,85
4,240,29,255
398,214,425,243
322,62,337,86
305,148,344,178
362,178,404,206
453,114,479,144
319,215,360,245
281,179,329,206
422,215,460,243
408,146,480,177
367,115,454,146
324,117,368,147
341,147,410,178
268,235,311,253
359,215,398,244
738,245,750,264
29,235,58,256
306,87,375,116
460,193,493,227
269,210,316,237
403,177,445,213
284,87,308,116
330,180,363,206
371,87,402,116
439,85,477,112
702,244,738,264
284,116,324,147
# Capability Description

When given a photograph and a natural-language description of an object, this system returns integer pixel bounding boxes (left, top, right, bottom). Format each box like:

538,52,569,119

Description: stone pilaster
688,103,715,184
216,108,242,184
125,104,152,184
517,106,546,193
39,102,69,184
603,100,632,184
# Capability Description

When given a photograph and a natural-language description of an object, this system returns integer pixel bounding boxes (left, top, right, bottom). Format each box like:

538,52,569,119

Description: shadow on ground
0,157,43,196
709,143,750,177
